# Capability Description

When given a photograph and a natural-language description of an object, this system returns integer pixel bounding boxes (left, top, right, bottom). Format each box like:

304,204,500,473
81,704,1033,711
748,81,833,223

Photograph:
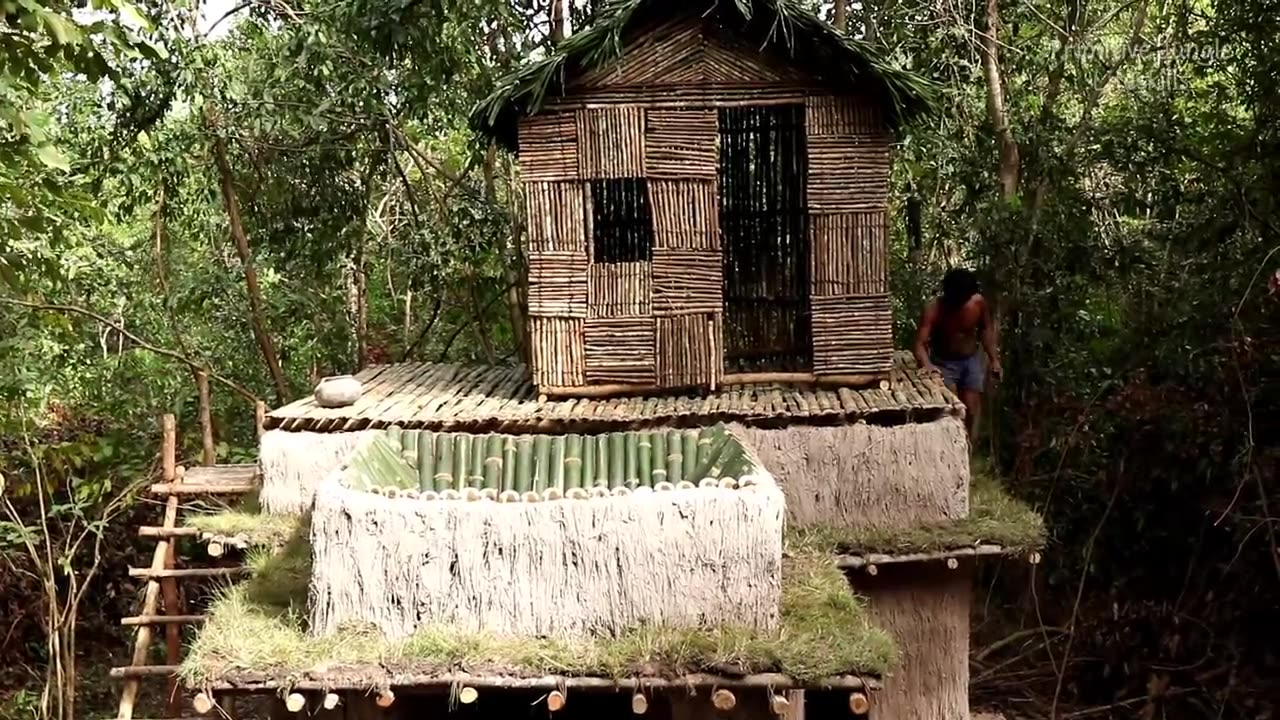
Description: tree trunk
833,0,847,32
211,133,291,403
485,145,528,362
550,0,565,44
980,0,1020,201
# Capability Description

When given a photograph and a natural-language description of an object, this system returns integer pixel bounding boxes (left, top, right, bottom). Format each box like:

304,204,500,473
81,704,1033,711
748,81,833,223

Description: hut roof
471,0,937,149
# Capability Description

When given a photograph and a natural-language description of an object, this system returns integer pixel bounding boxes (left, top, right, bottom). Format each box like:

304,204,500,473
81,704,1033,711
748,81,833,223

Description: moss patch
180,539,895,686
795,469,1046,555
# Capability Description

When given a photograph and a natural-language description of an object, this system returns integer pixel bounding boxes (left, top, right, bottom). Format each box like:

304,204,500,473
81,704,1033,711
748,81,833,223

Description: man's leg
959,354,985,439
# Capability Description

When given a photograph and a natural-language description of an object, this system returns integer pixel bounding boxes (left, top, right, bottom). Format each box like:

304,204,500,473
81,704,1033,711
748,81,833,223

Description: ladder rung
121,614,206,626
128,567,248,579
110,665,180,678
137,526,201,538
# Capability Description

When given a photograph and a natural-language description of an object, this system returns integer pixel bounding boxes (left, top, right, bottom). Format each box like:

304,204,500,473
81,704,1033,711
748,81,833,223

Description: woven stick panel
588,261,652,317
806,136,891,213
701,25,811,85
649,179,719,249
644,108,718,179
518,113,578,181
528,251,588,318
811,294,894,374
805,96,888,137
584,316,656,384
525,182,587,253
653,248,722,315
656,312,722,389
548,87,813,110
530,316,586,388
573,18,702,88
811,211,889,296
577,107,646,179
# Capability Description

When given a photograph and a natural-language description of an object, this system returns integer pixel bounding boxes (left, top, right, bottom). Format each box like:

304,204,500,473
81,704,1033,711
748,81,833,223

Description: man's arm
980,296,1002,379
913,301,938,373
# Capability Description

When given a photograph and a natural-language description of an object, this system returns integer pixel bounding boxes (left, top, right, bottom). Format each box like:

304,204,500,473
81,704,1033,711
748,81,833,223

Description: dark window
718,104,811,373
590,178,654,264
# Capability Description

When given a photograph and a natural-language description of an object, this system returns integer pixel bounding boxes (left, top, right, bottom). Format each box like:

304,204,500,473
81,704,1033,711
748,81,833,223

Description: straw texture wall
851,565,971,720
731,415,969,528
516,16,895,396
309,431,785,639
259,429,377,515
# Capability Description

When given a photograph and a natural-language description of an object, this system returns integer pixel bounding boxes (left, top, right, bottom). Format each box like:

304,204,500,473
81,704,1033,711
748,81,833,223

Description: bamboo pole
651,431,667,487
196,371,215,465
624,432,638,488
515,436,534,494
681,429,698,481
595,434,609,485
565,434,583,491
483,434,503,490
582,434,596,488
666,429,682,484
254,400,266,438
549,435,566,493
533,435,552,493
418,431,435,493
609,433,625,489
453,434,470,492
637,432,652,488
160,421,181,717
434,435,454,493
469,433,486,490
502,436,517,494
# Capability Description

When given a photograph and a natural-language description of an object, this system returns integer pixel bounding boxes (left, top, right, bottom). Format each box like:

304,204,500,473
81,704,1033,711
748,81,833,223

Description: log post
159,416,182,717
547,689,566,712
255,399,267,439
197,370,216,465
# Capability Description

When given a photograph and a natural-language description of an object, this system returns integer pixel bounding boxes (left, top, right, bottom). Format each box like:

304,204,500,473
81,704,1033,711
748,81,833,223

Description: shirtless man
913,268,1002,438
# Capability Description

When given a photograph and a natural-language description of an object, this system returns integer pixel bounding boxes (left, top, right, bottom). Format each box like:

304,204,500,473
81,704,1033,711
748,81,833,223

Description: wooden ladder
112,394,265,720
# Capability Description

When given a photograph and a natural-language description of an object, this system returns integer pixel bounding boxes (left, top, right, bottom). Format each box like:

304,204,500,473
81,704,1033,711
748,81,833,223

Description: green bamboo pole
609,433,626,489
583,434,596,489
682,429,699,482
565,434,583,491
531,435,551,493
651,431,667,487
667,429,683,484
469,434,486,490
417,432,435,493
550,435,566,494
483,434,503,491
386,425,402,452
454,434,471,492
502,436,517,493
694,431,729,481
636,432,652,488
514,436,534,494
434,432,454,493
695,428,713,471
624,432,639,488
595,434,610,486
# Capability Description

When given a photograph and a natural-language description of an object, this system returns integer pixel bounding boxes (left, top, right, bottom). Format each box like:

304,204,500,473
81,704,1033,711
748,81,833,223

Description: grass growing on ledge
795,468,1046,555
180,537,896,686
183,496,301,549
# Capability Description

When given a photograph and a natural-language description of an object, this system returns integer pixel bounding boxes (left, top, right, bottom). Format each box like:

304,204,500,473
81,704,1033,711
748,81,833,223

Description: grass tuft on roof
470,0,938,149
183,494,300,550
794,464,1047,556
180,534,896,686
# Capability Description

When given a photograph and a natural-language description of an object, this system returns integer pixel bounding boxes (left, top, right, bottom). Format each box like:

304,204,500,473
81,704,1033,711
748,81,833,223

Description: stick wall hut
474,0,934,397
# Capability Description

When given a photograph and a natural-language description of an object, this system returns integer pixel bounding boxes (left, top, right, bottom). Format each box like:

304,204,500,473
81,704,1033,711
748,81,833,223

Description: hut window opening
590,178,654,264
718,104,811,373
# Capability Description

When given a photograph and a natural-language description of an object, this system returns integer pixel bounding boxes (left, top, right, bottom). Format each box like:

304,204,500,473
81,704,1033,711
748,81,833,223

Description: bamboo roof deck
267,351,960,433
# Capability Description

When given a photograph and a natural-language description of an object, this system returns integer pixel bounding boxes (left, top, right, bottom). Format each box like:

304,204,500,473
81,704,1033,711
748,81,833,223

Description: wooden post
255,400,266,439
160,417,182,717
784,690,805,720
197,371,216,465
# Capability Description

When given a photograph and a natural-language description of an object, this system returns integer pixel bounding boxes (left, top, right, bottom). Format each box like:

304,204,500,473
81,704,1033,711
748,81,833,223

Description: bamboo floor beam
147,482,256,495
835,544,1027,570
138,526,201,538
120,615,206,626
112,665,181,678
204,672,876,693
128,567,249,579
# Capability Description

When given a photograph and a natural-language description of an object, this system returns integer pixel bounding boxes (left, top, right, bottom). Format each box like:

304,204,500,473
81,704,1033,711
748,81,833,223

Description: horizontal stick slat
120,614,207,626
110,665,180,678
138,526,201,538
205,672,874,692
127,567,249,579
148,483,256,496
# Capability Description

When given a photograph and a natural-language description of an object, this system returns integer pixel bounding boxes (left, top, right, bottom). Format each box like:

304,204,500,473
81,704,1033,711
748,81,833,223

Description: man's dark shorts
933,354,984,392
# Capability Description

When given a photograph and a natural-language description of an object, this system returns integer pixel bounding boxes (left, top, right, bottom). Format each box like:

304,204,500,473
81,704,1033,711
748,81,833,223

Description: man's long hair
940,268,979,310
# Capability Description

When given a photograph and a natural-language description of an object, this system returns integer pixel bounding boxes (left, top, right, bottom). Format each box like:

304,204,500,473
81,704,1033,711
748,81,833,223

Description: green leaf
33,144,70,171
37,10,81,45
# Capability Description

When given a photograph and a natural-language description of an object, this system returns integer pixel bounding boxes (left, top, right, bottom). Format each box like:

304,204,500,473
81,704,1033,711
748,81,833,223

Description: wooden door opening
718,104,811,373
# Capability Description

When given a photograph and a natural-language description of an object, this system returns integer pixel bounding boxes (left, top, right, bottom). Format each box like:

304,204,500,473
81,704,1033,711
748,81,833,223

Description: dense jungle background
1,0,1277,716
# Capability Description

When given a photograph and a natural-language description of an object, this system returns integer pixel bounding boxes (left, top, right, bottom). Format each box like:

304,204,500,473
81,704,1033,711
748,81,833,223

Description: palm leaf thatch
472,0,938,149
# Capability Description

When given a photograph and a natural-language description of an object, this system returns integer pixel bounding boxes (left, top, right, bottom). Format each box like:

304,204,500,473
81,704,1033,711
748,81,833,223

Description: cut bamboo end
712,689,736,711
192,692,214,714
877,379,890,391
719,477,738,490
207,541,224,558
420,490,440,501
848,691,870,715
590,485,611,498
676,480,696,491
376,689,395,708
367,485,385,496
1028,551,1042,565
384,487,400,499
565,487,589,500
611,486,632,497
285,692,306,713
544,487,564,502
402,489,420,500
458,686,479,704
632,486,654,496
462,487,482,502
946,557,959,569
699,477,719,489
654,481,675,492
866,564,878,576
322,692,340,710
769,694,790,715
522,491,542,503
631,692,649,714
481,488,499,501
547,690,566,712
499,490,521,503
440,489,462,501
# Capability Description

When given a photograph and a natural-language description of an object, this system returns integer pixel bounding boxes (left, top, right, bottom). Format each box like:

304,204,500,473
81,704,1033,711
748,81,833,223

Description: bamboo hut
472,0,933,397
